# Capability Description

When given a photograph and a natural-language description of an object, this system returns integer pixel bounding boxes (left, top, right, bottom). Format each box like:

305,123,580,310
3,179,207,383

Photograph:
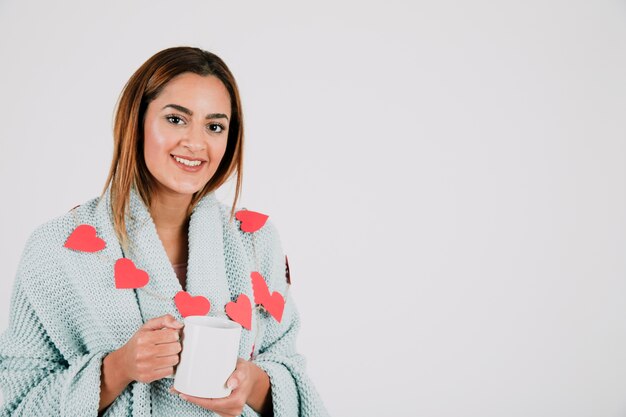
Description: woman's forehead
152,74,231,114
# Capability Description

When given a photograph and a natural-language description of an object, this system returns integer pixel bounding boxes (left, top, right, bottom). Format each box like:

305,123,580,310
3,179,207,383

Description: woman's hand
117,314,184,384
170,358,273,417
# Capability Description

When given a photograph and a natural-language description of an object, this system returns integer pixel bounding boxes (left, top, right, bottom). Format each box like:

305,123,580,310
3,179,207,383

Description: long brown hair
101,46,244,252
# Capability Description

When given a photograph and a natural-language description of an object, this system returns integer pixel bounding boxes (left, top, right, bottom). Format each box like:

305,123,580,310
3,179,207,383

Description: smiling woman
142,74,230,198
105,48,245,255
0,46,329,417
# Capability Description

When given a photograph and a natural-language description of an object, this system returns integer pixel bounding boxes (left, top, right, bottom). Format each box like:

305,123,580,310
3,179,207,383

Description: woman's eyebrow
161,104,229,121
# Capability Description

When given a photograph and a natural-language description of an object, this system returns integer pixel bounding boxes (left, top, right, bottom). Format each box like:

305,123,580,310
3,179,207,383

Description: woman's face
143,72,231,198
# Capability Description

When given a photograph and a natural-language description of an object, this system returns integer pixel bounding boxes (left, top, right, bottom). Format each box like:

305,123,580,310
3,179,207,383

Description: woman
0,46,328,417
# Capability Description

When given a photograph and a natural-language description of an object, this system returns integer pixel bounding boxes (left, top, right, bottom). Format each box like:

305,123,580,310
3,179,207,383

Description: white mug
172,316,242,398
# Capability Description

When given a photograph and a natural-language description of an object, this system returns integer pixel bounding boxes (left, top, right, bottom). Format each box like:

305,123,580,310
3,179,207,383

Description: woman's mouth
171,154,206,172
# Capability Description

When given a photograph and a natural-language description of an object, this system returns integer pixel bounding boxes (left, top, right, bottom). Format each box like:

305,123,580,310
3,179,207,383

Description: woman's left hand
170,358,267,417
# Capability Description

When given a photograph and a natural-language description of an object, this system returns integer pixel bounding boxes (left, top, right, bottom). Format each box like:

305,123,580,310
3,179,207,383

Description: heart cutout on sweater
235,210,269,233
114,258,149,289
225,294,252,330
64,224,106,253
251,271,285,322
175,291,211,318
261,292,285,323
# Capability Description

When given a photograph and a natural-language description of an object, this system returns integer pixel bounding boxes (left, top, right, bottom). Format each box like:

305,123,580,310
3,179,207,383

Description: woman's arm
249,219,329,417
0,274,114,416
98,348,132,415
246,363,272,415
100,314,185,415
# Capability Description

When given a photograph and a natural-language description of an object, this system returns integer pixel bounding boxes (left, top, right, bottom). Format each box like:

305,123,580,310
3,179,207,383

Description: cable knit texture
0,185,329,417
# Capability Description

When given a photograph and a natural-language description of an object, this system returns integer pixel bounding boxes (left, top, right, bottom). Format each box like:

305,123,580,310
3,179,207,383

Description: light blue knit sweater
0,185,329,416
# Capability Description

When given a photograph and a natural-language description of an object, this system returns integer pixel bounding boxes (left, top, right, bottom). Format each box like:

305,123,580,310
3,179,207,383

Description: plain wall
1,1,625,416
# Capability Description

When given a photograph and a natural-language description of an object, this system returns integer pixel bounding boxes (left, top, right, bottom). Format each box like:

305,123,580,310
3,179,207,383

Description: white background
1,1,626,416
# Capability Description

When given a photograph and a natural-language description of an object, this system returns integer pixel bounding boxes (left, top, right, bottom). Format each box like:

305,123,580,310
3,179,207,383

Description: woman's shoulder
20,195,103,266
215,200,287,287
215,200,282,247
28,196,101,238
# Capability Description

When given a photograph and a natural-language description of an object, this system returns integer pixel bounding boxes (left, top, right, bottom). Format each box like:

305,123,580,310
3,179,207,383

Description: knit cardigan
0,185,329,417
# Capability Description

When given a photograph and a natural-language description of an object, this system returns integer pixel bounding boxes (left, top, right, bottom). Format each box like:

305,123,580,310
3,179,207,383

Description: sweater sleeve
249,220,330,417
0,269,113,417
0,218,138,417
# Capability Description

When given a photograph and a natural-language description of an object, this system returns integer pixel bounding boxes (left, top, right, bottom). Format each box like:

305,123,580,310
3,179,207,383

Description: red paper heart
251,272,269,305
114,258,150,289
174,291,211,318
235,210,269,233
263,292,285,323
251,271,285,322
225,294,252,330
64,224,106,253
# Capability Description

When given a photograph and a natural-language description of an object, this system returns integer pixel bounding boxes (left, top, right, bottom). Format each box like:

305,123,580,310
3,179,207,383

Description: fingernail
227,380,238,390
174,321,183,328
179,393,187,400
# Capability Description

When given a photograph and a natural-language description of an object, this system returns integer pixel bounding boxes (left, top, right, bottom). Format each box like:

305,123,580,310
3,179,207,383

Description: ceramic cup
172,316,242,398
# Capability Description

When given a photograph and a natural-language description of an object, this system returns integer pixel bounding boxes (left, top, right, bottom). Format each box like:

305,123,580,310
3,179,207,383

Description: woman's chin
154,182,207,198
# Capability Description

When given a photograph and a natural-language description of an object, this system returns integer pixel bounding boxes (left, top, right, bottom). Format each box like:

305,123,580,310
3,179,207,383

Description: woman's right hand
116,314,184,384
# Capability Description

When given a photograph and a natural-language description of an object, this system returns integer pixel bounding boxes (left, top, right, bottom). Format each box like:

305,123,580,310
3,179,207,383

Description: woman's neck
149,190,191,265
149,190,193,232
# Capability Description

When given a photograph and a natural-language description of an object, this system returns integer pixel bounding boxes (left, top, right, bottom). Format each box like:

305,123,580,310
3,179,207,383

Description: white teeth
173,156,202,167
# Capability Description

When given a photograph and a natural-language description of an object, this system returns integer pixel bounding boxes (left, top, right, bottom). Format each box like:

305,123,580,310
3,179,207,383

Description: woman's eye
208,123,225,133
166,115,184,125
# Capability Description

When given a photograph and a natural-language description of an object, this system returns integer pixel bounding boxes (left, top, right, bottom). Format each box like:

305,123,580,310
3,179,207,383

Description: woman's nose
180,125,207,151
183,143,204,153
182,141,205,152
